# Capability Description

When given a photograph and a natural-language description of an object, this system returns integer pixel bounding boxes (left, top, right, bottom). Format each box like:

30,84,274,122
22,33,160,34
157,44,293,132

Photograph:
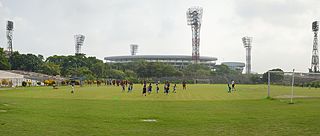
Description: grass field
0,84,320,136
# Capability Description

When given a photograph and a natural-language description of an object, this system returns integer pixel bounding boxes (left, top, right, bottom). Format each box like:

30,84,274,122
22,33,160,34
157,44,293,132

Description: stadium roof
105,55,217,61
0,70,24,79
221,62,245,67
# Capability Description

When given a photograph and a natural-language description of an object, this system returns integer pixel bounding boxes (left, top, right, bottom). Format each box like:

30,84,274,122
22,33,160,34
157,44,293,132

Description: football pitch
0,84,320,136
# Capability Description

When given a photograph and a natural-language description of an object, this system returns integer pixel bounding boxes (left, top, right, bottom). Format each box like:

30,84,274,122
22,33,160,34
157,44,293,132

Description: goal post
267,70,320,102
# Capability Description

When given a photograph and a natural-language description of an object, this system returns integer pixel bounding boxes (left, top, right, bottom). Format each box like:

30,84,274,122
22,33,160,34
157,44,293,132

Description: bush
1,79,9,86
8,81,13,87
44,80,56,86
28,81,32,86
22,81,27,87
75,80,80,85
97,80,101,86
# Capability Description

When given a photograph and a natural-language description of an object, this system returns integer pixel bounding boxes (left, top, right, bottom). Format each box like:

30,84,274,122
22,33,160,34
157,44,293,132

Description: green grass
0,84,320,136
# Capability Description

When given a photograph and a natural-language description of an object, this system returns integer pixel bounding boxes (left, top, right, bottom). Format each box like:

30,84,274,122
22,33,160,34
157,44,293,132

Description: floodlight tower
74,34,85,55
130,44,138,56
6,21,14,56
242,36,252,74
187,7,203,64
310,21,319,73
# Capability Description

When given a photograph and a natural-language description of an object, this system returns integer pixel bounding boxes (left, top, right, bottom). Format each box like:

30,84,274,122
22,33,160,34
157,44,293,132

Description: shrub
8,81,13,87
27,81,32,86
75,80,80,85
43,80,56,86
1,79,9,86
22,81,27,87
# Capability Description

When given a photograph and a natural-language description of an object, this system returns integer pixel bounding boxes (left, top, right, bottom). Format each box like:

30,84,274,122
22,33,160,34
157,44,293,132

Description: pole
291,69,295,104
267,71,270,98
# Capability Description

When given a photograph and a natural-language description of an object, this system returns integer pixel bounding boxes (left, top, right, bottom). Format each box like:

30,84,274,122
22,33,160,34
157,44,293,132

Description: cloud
0,0,319,73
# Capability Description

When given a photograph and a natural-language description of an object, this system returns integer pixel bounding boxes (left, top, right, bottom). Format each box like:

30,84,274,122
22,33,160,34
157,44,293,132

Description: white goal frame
267,69,320,103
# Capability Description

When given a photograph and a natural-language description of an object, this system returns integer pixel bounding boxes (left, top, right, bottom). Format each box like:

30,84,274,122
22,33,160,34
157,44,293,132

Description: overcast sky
0,0,319,73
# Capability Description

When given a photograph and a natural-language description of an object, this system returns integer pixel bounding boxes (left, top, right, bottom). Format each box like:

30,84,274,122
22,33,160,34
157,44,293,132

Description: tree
108,69,126,79
214,64,232,75
10,51,44,72
262,68,284,83
41,62,61,76
89,60,107,78
249,74,263,84
183,64,211,77
0,48,10,70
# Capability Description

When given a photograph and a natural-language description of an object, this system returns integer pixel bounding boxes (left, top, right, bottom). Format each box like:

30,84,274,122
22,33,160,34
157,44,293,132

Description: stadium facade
221,62,245,73
104,55,217,69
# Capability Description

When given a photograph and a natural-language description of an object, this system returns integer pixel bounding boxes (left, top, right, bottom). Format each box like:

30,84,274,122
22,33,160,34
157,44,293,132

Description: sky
0,0,319,73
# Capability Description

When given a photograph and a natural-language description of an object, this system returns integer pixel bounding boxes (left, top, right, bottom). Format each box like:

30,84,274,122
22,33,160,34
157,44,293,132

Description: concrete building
105,55,217,69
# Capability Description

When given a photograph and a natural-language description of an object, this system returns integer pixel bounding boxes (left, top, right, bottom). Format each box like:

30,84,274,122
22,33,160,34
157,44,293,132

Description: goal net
267,70,320,102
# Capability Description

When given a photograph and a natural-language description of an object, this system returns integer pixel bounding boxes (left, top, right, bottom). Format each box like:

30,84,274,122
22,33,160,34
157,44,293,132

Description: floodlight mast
6,21,14,56
310,21,319,73
242,36,252,74
187,7,203,64
130,44,138,56
74,34,85,55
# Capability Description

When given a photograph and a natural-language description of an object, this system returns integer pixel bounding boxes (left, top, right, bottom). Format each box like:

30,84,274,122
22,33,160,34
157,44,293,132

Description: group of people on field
227,80,236,93
69,79,236,95
140,80,187,96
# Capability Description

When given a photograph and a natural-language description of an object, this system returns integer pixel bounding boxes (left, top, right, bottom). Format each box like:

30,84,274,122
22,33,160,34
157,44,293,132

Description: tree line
0,48,242,81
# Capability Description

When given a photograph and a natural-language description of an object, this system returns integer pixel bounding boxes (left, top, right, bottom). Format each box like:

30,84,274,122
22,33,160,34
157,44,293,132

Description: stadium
105,55,218,69
221,62,246,73
3,2,320,136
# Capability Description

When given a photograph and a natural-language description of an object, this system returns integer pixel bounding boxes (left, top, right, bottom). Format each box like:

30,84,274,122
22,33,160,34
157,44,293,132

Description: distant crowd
68,79,236,95
104,79,187,96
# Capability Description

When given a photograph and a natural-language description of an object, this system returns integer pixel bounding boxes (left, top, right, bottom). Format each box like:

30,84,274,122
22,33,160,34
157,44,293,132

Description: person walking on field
156,82,159,93
165,81,170,95
128,82,133,93
148,83,152,94
231,80,236,91
121,83,125,92
173,84,177,93
227,83,231,93
71,83,75,94
182,81,187,90
142,84,147,96
127,81,132,92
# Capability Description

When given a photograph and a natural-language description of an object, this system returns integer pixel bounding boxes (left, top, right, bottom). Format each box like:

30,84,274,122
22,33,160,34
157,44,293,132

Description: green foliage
108,69,125,79
124,70,137,78
183,64,212,77
6,51,244,80
214,64,238,75
41,62,61,76
249,74,263,84
262,68,284,83
10,52,44,72
304,80,320,88
0,48,11,70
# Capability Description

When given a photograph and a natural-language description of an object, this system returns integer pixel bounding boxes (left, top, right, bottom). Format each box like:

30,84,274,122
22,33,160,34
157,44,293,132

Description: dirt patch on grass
274,95,320,99
141,119,157,122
